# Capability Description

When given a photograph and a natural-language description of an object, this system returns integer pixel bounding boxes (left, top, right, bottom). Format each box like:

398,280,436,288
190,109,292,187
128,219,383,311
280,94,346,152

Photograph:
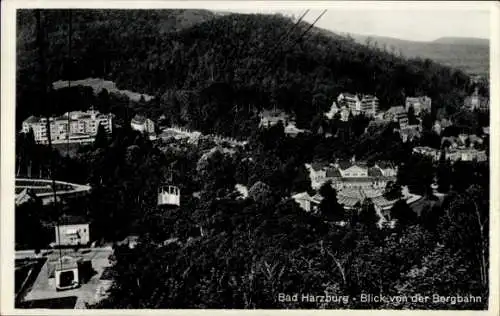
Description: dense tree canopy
17,10,474,136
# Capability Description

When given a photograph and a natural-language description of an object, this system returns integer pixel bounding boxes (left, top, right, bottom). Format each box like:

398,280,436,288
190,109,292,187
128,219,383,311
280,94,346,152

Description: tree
407,104,418,125
94,123,108,149
97,88,111,113
439,185,489,290
248,181,273,206
390,199,417,226
318,181,344,220
358,198,378,229
384,181,402,200
436,153,452,193
397,154,435,196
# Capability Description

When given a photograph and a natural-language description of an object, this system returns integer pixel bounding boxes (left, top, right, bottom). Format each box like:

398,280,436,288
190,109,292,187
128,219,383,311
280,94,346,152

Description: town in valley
12,6,491,310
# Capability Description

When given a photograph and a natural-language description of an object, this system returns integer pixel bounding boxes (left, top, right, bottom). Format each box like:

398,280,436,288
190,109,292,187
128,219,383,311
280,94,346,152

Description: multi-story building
412,146,440,160
358,94,379,117
302,159,416,212
383,106,409,128
21,108,113,144
337,93,379,117
464,87,489,111
259,109,292,128
305,159,397,191
412,146,487,163
131,114,156,135
405,96,432,116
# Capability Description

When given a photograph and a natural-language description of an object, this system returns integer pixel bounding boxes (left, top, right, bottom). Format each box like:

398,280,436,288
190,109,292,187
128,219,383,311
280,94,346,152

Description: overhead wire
258,9,328,98
265,9,327,74
36,9,64,270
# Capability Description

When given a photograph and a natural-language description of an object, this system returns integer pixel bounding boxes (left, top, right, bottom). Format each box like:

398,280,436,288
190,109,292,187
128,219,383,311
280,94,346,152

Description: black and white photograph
1,0,498,313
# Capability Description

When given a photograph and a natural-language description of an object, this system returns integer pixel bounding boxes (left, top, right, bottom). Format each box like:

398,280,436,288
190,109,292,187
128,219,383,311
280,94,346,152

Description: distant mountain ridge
340,33,489,76
432,37,489,46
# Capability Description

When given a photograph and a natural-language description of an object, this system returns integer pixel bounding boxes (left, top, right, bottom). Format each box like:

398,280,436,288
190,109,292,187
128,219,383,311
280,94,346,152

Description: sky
218,4,490,42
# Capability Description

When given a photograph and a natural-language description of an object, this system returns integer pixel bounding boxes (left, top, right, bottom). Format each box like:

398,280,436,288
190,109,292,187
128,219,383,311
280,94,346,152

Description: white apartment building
21,108,113,144
405,96,432,116
337,93,379,117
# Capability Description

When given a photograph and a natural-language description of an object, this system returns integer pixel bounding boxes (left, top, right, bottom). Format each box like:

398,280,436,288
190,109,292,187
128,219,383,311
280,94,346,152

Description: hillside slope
433,37,489,46
346,33,489,76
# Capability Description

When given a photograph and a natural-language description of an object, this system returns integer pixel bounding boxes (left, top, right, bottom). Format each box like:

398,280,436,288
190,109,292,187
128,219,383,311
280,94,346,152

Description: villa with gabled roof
305,158,397,191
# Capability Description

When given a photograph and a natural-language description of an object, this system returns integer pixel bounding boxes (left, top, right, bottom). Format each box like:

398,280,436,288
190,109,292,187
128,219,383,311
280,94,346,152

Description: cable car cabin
157,185,180,207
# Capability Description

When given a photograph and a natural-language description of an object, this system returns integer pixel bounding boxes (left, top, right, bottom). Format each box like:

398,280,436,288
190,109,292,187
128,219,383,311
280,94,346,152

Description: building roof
284,123,305,135
259,109,289,119
15,188,38,206
337,160,353,170
310,162,329,171
292,192,313,201
406,96,430,103
57,215,88,226
311,193,324,202
399,128,421,139
367,119,389,128
338,176,392,183
339,92,357,99
131,114,147,124
326,167,342,177
376,161,395,169
336,161,368,170
386,106,407,115
24,115,40,124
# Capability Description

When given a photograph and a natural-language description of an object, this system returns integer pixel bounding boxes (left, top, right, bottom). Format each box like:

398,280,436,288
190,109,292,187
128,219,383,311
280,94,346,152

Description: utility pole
36,10,63,270
66,10,73,156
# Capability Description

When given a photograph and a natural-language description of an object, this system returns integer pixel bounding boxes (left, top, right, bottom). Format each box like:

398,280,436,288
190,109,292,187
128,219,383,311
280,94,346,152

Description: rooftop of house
406,96,431,102
398,128,421,138
360,94,378,101
386,106,407,115
24,115,40,124
310,160,396,173
337,161,368,170
367,119,390,127
292,192,312,200
56,215,89,226
131,114,148,124
53,255,81,271
376,161,395,169
337,176,394,183
339,92,358,99
259,109,289,118
413,146,438,152
447,148,486,154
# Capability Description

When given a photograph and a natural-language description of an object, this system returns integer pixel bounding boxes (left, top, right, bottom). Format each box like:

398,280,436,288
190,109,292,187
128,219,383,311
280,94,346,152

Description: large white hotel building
21,108,113,144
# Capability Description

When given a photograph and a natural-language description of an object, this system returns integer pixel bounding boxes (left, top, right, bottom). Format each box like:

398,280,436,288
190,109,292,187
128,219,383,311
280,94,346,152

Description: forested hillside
17,10,473,133
15,10,490,309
